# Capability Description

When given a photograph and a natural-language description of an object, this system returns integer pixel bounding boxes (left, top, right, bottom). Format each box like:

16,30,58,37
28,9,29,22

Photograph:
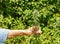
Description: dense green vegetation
0,0,60,44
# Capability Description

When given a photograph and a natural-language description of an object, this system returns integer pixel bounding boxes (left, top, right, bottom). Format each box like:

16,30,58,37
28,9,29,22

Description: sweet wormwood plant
29,9,41,44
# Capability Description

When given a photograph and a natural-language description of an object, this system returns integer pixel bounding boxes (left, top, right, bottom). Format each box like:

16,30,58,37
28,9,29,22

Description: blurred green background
0,0,60,44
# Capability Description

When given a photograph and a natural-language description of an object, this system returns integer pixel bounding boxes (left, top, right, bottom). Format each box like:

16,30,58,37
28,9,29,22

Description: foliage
0,0,60,44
